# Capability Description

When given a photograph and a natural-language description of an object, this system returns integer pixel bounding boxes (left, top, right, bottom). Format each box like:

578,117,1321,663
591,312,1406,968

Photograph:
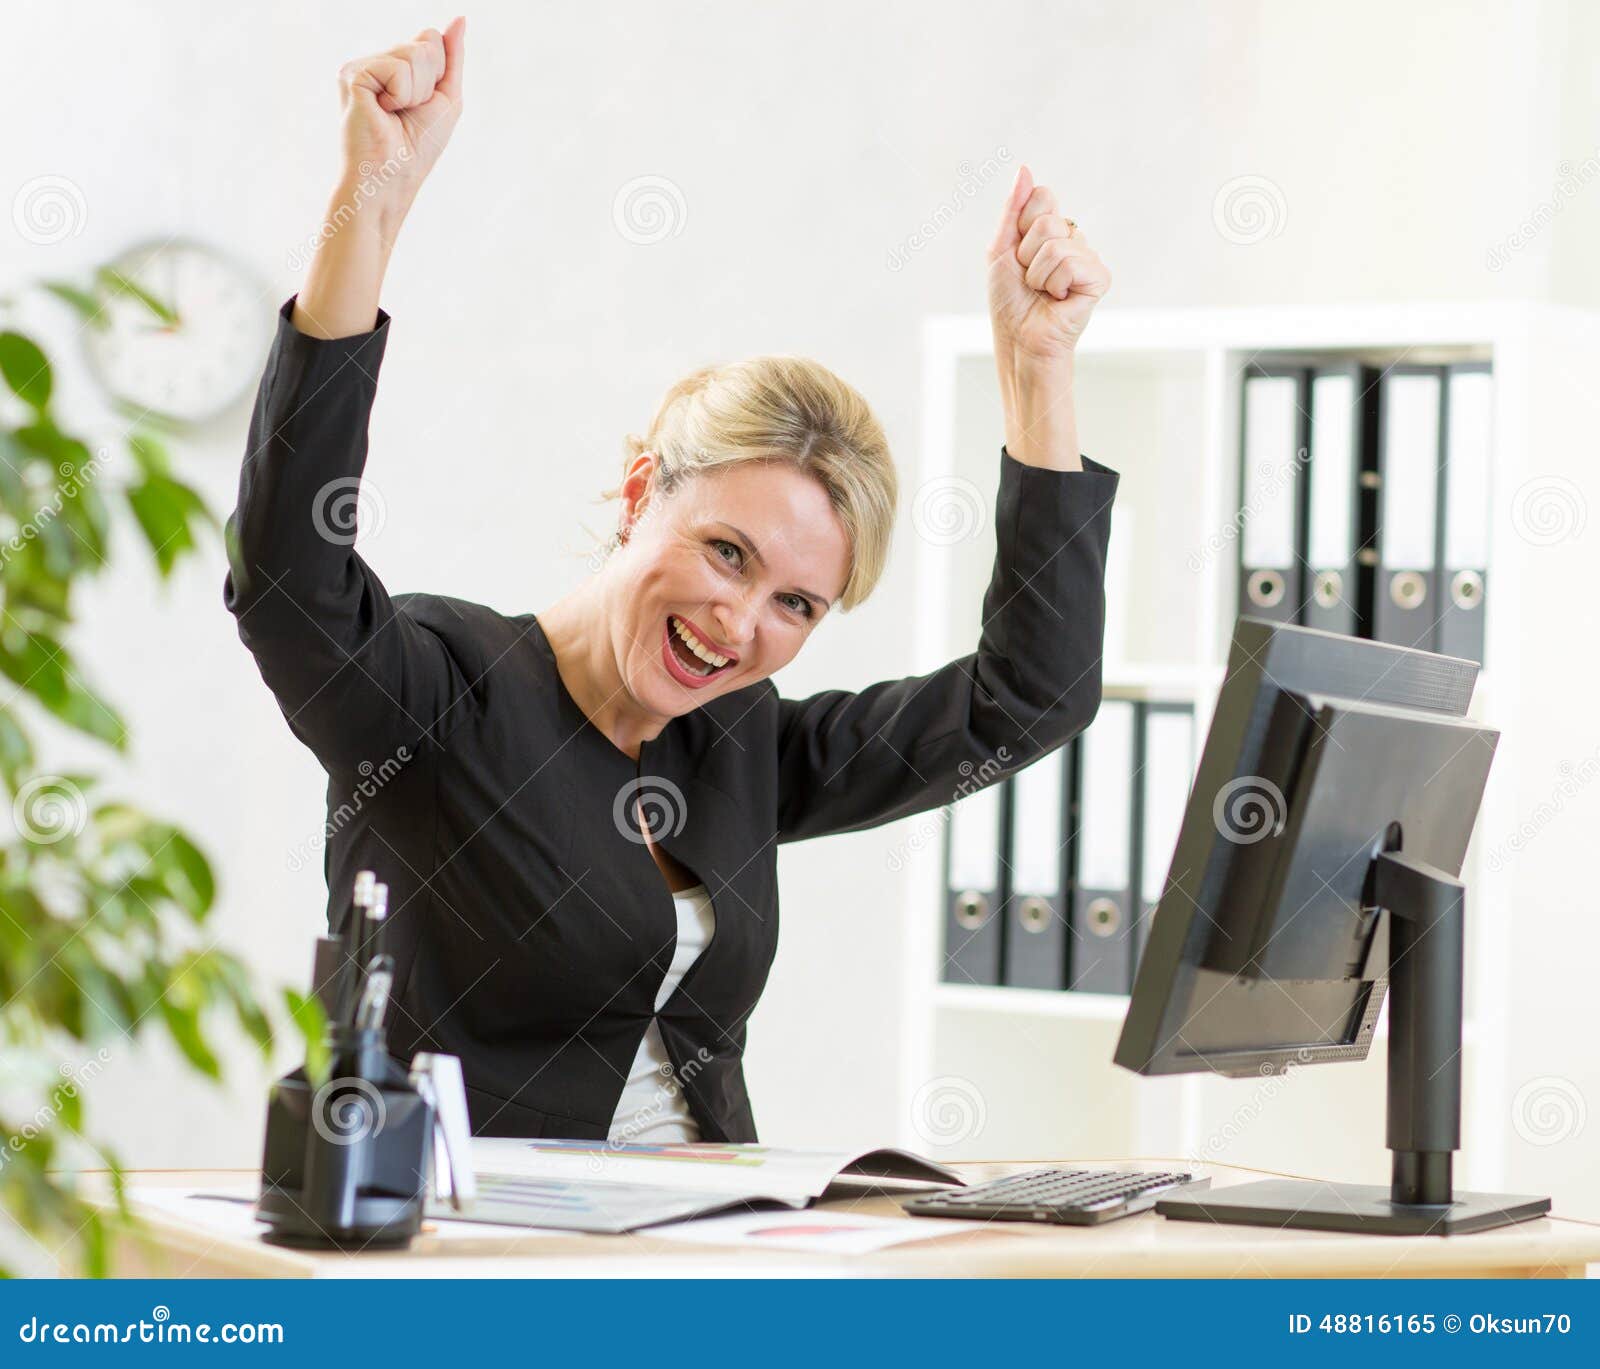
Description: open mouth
663,614,737,686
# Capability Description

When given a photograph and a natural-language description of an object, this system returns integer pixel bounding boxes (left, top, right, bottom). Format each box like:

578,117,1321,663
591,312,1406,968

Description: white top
607,882,716,1143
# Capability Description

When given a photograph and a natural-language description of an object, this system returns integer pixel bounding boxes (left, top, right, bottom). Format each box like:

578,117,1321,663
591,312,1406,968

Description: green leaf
94,266,178,327
54,481,111,571
153,827,215,920
55,1076,84,1133
14,416,87,470
79,1207,109,1280
0,431,29,506
158,997,221,1079
0,629,126,749
0,330,51,411
62,944,135,1039
214,955,273,1054
107,1156,129,1214
125,475,208,577
89,800,146,837
0,706,33,788
32,505,81,578
285,988,331,1087
1,554,73,622
128,431,172,478
41,281,108,330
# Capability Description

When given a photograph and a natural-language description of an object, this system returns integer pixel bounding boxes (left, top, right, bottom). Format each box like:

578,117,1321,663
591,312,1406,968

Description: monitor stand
1157,851,1551,1235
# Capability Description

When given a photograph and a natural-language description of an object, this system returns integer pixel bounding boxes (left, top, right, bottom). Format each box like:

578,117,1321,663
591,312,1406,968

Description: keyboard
902,1167,1207,1226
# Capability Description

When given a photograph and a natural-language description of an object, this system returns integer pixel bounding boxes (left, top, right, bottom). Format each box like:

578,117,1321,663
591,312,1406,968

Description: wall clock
83,238,273,425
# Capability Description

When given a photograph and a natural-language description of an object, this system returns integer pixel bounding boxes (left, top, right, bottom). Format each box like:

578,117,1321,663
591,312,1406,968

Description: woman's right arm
295,18,464,338
223,20,470,768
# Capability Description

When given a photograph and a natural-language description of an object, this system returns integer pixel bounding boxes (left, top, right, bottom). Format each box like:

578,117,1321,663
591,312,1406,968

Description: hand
987,165,1111,366
336,17,467,220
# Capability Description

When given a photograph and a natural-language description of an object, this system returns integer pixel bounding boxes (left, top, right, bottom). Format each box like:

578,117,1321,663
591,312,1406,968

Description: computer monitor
1114,617,1550,1235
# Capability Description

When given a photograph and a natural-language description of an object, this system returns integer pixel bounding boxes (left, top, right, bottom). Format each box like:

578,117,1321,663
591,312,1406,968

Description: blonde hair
608,356,898,611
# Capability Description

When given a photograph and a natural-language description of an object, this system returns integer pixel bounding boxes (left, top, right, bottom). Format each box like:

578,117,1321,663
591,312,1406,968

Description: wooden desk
85,1162,1600,1279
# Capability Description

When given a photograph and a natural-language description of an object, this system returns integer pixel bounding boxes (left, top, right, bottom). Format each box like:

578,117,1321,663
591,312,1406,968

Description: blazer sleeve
222,296,472,769
773,446,1119,844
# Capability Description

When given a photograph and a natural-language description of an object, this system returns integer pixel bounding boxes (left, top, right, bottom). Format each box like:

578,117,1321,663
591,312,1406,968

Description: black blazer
224,297,1119,1142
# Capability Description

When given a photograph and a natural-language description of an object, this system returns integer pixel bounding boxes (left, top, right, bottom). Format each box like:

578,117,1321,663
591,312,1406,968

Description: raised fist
335,17,466,210
987,165,1111,364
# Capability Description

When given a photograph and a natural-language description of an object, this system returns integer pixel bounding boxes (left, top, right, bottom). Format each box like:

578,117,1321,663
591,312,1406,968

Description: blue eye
711,539,743,567
780,593,814,618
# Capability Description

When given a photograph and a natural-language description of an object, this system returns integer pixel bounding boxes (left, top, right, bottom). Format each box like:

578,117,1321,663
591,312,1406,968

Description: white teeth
671,616,730,669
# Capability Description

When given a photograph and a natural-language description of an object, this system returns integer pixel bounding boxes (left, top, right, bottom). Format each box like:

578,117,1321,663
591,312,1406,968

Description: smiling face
605,453,853,719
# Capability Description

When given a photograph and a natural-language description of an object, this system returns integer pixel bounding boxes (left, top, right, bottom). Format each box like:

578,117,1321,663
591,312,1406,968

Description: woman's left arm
774,167,1118,843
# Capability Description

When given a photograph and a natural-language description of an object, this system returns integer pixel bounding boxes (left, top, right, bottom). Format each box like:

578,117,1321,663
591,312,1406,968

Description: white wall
3,0,1593,1181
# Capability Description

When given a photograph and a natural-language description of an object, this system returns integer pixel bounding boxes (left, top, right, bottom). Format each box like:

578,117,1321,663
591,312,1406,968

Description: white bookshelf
898,300,1600,1217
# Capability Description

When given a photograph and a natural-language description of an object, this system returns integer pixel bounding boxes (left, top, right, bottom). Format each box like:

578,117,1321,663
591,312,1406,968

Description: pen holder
255,1024,435,1249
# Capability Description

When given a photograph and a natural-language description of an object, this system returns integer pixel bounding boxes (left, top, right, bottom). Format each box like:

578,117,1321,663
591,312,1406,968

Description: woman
225,18,1118,1143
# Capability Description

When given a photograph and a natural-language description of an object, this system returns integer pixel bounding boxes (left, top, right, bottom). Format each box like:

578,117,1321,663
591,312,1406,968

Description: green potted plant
0,268,324,1277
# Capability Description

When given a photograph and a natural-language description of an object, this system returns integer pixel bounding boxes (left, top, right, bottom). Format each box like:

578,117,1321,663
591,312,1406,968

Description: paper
1242,374,1299,566
647,1208,985,1254
127,1187,267,1241
1444,369,1492,567
429,1176,752,1233
469,1139,962,1205
1077,699,1135,887
1011,749,1064,895
948,782,1002,890
1381,372,1442,568
1140,709,1195,896
126,1185,575,1243
1308,372,1356,568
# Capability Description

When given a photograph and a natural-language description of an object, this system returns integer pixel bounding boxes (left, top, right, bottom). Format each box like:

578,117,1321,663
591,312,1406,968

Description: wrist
1002,354,1081,471
291,178,402,340
996,345,1076,408
328,171,414,245
1010,347,1076,383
